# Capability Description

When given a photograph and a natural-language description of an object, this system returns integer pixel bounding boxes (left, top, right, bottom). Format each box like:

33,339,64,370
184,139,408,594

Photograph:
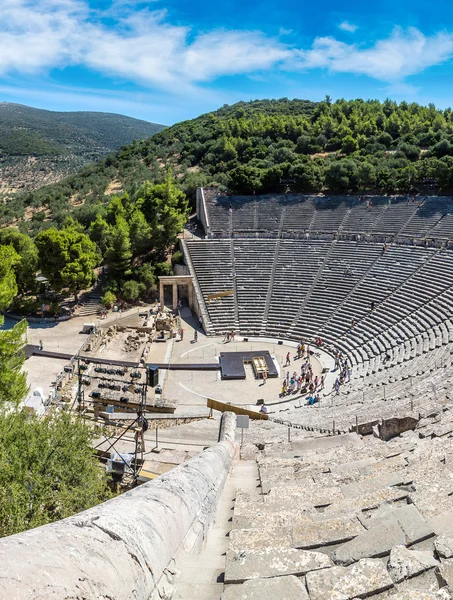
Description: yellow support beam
207,398,268,420
207,290,234,302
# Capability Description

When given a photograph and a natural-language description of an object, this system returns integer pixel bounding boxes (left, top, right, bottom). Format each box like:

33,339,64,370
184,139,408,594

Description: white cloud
339,21,358,33
293,27,453,82
0,2,452,94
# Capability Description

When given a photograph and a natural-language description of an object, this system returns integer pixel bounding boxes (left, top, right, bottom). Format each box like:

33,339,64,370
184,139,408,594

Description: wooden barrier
207,398,268,420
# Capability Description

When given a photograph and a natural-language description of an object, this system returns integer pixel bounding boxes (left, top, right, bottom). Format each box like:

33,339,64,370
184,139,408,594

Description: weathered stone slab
291,516,364,549
240,444,259,461
305,558,394,600
386,590,452,599
341,472,412,498
435,535,453,559
438,558,453,588
222,575,309,600
430,511,453,537
361,505,434,545
289,433,362,455
323,488,409,517
329,457,377,474
229,528,292,552
267,484,344,507
332,521,406,565
388,545,439,583
233,507,315,529
224,547,332,584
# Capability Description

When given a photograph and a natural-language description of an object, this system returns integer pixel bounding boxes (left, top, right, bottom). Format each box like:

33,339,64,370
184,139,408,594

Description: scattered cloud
0,2,452,94
279,27,293,36
338,21,358,33
294,27,453,81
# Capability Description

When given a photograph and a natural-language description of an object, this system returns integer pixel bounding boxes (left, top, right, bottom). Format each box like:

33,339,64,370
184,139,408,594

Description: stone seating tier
222,423,453,599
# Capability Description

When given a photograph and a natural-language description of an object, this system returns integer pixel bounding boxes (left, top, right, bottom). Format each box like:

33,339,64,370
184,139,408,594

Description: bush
134,264,156,288
154,261,173,277
171,251,184,267
102,290,116,308
121,280,141,302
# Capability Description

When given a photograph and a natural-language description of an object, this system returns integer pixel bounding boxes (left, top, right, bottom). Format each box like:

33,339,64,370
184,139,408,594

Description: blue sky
1,0,453,125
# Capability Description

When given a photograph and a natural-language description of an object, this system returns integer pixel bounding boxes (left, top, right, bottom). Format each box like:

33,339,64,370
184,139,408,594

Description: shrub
121,280,140,302
171,251,184,267
102,290,116,308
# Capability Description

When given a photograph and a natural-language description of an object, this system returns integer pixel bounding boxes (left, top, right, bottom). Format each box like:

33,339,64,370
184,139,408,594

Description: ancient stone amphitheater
3,190,453,600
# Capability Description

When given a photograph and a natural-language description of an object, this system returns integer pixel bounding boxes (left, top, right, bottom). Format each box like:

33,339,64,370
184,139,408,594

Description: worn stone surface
361,505,434,545
240,444,259,461
224,547,332,584
430,512,453,537
388,545,439,583
291,516,364,549
438,559,453,589
341,472,412,498
233,507,315,530
305,558,394,600
222,575,309,600
266,484,345,507
386,590,452,599
229,528,292,552
322,488,409,517
332,521,406,565
435,536,453,559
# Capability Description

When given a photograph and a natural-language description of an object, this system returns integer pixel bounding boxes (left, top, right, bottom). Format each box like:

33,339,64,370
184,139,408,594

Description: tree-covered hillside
0,103,165,195
6,97,453,231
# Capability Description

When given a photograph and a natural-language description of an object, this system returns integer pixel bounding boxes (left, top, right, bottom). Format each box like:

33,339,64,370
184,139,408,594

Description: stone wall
0,413,237,600
196,187,211,237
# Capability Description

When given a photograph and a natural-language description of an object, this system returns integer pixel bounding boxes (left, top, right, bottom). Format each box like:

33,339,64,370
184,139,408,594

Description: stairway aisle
173,459,260,600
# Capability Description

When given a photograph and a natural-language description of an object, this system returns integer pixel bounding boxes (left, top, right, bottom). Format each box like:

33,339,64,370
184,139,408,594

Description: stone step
230,515,364,551
332,521,407,565
359,504,434,545
222,576,309,600
305,558,394,600
224,547,332,585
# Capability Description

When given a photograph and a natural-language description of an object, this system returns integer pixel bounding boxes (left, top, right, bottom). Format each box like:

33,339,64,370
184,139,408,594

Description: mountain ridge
0,102,165,194
6,97,453,233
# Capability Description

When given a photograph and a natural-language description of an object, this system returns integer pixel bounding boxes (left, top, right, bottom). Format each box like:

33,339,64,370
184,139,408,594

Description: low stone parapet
0,413,237,599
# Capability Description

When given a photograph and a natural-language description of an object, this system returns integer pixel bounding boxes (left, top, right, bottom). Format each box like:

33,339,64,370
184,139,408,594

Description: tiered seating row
185,240,453,375
204,190,453,241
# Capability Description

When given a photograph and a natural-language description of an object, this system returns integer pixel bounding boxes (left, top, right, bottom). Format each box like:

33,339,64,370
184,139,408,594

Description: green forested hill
0,102,165,195
6,97,453,231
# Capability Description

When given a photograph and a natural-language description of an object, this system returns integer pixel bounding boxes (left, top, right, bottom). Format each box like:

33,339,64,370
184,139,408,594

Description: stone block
341,472,412,498
438,558,453,589
233,507,315,530
224,547,332,584
222,575,309,600
267,484,344,507
229,528,292,552
362,505,434,545
388,545,439,583
322,488,409,517
305,558,394,600
332,521,406,565
291,516,364,549
430,511,453,537
435,536,453,559
386,591,452,599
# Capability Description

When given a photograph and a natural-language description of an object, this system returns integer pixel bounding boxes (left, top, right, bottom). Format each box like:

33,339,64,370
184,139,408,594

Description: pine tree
105,216,132,277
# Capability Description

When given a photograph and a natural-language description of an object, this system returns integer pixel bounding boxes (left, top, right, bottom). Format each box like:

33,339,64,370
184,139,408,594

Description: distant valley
0,103,165,195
